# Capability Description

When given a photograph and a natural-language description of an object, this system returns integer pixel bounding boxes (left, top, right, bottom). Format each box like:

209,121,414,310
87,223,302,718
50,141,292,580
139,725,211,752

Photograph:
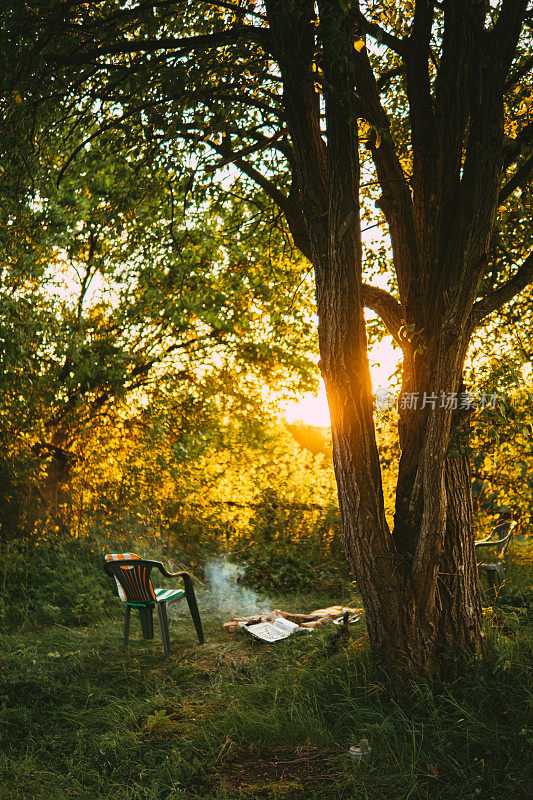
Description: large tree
5,0,533,679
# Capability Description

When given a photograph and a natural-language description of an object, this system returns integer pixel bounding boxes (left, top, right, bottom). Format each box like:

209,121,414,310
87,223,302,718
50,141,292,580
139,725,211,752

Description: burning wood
222,606,361,640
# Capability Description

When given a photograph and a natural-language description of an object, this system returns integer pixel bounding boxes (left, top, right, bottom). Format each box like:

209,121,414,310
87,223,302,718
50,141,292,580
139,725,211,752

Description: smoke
199,558,267,615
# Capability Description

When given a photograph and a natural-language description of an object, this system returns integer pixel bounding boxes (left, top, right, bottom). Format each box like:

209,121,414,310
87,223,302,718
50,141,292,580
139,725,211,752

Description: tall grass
0,599,531,799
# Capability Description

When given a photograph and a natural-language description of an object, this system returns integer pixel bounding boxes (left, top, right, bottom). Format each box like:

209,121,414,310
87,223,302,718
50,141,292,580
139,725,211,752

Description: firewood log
223,621,242,632
300,615,333,629
274,610,323,624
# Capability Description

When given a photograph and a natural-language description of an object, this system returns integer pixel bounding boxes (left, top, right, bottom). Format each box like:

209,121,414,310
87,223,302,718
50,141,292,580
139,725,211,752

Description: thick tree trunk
336,335,484,680
23,430,73,534
380,349,485,677
348,429,484,680
435,454,485,664
42,447,71,508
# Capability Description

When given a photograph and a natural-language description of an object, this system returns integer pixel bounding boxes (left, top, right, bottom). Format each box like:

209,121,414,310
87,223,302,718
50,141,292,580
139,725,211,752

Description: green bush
239,497,350,591
0,537,112,630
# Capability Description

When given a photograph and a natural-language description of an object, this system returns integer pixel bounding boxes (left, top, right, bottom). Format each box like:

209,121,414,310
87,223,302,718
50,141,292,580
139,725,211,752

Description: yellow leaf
14,91,23,104
354,39,366,53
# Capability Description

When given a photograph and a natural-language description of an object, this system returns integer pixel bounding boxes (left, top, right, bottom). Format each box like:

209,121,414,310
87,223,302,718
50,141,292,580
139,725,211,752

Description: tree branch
201,136,407,350
208,127,293,165
56,100,161,186
210,92,285,120
201,135,312,258
505,53,533,91
362,285,405,346
406,0,436,217
377,66,404,92
351,42,420,305
470,251,533,328
503,120,533,171
76,231,97,321
205,132,284,170
356,10,407,56
201,0,268,21
59,1,186,33
499,152,533,204
201,137,406,348
490,0,530,79
47,25,268,64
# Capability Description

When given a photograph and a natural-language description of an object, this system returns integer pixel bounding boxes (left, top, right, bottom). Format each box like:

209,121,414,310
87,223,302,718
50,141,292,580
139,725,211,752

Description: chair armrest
154,562,194,582
474,536,510,550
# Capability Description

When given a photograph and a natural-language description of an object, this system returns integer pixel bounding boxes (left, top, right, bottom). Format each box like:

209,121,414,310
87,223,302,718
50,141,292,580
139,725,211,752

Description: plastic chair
103,554,204,654
475,519,516,598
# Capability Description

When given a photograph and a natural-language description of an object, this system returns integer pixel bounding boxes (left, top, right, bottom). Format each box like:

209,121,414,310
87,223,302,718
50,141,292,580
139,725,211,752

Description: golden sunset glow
369,338,401,393
285,388,331,427
285,338,401,426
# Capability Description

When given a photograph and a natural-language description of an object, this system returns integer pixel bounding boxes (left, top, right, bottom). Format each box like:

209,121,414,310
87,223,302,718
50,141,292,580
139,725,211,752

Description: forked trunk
335,418,484,679
261,0,520,684
331,337,484,679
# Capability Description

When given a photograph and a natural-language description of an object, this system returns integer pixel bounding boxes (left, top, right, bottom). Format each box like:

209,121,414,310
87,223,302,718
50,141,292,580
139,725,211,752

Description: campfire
223,606,361,642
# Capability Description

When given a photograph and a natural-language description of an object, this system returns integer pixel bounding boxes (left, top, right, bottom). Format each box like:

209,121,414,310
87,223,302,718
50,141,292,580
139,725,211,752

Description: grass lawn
1,585,532,800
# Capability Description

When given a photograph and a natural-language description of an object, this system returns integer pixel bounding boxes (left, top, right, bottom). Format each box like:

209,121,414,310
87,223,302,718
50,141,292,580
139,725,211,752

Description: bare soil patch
220,745,342,795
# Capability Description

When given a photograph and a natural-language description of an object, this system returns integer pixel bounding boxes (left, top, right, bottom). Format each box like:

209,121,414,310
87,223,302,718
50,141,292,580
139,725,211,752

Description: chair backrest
104,553,156,605
490,520,517,560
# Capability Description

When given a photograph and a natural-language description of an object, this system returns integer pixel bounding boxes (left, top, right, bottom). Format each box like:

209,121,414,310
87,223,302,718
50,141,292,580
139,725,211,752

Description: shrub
0,536,113,630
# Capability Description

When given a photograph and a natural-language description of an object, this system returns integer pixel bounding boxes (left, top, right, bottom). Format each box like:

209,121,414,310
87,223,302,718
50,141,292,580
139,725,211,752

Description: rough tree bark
436,453,484,661
263,0,531,680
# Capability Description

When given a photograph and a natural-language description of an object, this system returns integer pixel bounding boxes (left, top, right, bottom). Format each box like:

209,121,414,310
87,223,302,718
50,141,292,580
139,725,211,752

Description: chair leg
478,579,488,607
156,602,172,655
495,564,505,590
486,569,501,601
183,578,204,644
123,605,131,645
139,606,154,639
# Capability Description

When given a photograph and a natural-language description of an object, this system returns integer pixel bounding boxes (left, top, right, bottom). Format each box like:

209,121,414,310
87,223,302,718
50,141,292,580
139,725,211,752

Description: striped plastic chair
104,553,204,654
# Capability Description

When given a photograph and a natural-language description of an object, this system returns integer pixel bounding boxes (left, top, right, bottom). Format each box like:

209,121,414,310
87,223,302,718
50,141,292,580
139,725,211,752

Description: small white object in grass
349,738,372,762
238,616,312,642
